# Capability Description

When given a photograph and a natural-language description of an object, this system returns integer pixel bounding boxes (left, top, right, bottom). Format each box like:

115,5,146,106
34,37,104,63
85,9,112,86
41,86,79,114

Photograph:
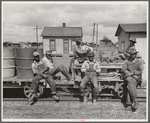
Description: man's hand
86,48,91,52
41,74,48,79
129,72,134,76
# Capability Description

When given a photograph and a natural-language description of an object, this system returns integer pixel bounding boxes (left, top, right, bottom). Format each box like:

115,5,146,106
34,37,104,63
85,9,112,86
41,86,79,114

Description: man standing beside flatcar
28,51,59,105
122,49,144,112
79,51,101,106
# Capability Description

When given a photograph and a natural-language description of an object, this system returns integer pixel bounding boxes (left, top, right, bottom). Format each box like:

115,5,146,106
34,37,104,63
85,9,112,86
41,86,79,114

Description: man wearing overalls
79,51,101,106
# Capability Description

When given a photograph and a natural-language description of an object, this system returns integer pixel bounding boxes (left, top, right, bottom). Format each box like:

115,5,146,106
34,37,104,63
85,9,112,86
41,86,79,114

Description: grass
3,101,147,121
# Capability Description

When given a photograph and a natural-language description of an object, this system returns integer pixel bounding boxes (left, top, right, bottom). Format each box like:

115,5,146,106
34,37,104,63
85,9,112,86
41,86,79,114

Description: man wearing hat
79,51,101,106
121,49,144,112
119,38,137,60
42,50,74,84
69,38,91,75
29,51,59,105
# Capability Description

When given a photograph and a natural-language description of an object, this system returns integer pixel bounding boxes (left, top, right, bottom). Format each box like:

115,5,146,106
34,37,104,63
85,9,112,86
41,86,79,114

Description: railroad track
3,97,146,102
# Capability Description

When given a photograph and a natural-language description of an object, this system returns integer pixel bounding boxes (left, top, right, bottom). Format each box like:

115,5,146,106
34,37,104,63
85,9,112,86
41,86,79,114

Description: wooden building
115,23,146,51
41,23,83,55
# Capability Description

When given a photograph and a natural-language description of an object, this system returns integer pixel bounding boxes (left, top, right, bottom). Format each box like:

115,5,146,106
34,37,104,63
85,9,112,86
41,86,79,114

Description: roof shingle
115,23,146,36
41,27,82,37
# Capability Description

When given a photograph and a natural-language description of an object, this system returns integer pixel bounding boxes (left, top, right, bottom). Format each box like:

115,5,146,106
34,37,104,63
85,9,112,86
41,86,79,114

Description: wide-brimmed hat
129,38,137,43
87,51,95,57
75,38,82,43
33,51,40,56
127,49,138,55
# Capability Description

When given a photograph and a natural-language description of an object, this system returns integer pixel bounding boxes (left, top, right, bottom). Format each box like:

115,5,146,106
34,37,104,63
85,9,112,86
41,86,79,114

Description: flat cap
33,51,40,56
87,51,95,57
46,50,52,55
75,38,82,43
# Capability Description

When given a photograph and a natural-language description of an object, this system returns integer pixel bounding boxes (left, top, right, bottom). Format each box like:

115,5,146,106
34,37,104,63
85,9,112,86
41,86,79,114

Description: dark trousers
123,76,138,104
49,64,72,81
79,72,99,99
31,74,56,94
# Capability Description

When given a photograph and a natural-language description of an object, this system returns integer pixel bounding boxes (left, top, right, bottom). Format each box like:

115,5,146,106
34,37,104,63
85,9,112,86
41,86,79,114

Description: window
63,39,69,54
49,39,56,51
121,41,125,51
71,39,76,51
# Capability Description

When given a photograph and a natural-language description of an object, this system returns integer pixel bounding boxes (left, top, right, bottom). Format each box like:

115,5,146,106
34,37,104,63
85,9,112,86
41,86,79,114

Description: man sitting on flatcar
121,49,144,112
79,51,101,106
69,38,91,75
28,51,59,105
42,50,74,84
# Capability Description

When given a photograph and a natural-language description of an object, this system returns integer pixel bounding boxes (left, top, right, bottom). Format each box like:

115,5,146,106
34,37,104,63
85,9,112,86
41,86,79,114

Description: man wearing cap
42,50,74,84
119,38,137,60
121,49,144,112
79,51,101,106
69,38,91,75
29,51,59,105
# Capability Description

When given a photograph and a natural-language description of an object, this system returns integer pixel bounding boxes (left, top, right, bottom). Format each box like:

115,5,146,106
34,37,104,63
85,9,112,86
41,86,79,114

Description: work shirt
122,58,144,79
73,45,88,58
81,60,101,73
42,56,54,69
31,60,47,74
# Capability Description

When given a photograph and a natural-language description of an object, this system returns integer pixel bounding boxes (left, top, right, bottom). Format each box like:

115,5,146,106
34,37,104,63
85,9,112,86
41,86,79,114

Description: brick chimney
63,23,66,27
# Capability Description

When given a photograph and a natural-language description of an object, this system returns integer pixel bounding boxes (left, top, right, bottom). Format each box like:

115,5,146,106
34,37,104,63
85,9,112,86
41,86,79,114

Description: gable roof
115,23,146,36
41,27,82,37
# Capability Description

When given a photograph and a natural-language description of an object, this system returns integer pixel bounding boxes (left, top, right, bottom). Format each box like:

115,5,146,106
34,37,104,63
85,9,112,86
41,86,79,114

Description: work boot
83,96,88,106
132,100,138,112
52,95,60,101
125,106,132,111
28,93,36,105
93,98,97,106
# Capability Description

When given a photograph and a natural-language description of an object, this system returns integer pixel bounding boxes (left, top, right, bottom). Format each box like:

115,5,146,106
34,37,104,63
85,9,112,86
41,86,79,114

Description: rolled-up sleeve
95,62,101,73
122,60,133,76
32,63,37,74
81,61,88,72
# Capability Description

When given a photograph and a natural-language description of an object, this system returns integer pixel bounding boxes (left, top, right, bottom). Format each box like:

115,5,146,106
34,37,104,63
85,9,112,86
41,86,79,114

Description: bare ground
3,100,147,121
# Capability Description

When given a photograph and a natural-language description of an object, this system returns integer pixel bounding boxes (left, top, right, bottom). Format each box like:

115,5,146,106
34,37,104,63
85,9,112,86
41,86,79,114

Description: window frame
121,41,125,51
71,39,76,51
63,39,69,54
49,39,56,51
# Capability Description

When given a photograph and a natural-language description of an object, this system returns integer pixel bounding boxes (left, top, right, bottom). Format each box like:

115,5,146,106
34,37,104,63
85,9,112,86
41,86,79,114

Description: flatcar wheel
117,84,124,99
24,83,44,99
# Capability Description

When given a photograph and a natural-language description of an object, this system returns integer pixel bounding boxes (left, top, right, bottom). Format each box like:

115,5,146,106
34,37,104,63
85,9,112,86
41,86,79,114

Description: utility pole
96,24,98,52
92,23,95,46
32,25,42,50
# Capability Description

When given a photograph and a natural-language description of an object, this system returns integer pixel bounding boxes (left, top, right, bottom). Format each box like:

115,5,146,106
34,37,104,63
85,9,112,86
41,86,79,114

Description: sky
2,1,148,43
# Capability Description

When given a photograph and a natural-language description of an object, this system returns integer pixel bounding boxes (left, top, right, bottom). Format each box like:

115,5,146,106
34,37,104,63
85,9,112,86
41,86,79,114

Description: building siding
118,30,129,51
130,32,146,39
43,39,49,54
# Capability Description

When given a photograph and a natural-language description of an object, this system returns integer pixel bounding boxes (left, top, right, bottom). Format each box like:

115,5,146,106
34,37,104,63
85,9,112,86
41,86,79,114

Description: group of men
28,38,144,112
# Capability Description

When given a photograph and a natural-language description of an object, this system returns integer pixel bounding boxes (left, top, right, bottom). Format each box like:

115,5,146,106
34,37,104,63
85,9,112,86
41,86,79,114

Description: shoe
28,93,36,105
52,95,60,101
93,99,96,106
69,68,72,75
132,101,138,112
125,106,132,111
83,96,87,106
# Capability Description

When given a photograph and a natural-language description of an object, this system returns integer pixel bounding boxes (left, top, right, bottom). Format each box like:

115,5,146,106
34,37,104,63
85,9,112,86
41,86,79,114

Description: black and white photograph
2,1,148,122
